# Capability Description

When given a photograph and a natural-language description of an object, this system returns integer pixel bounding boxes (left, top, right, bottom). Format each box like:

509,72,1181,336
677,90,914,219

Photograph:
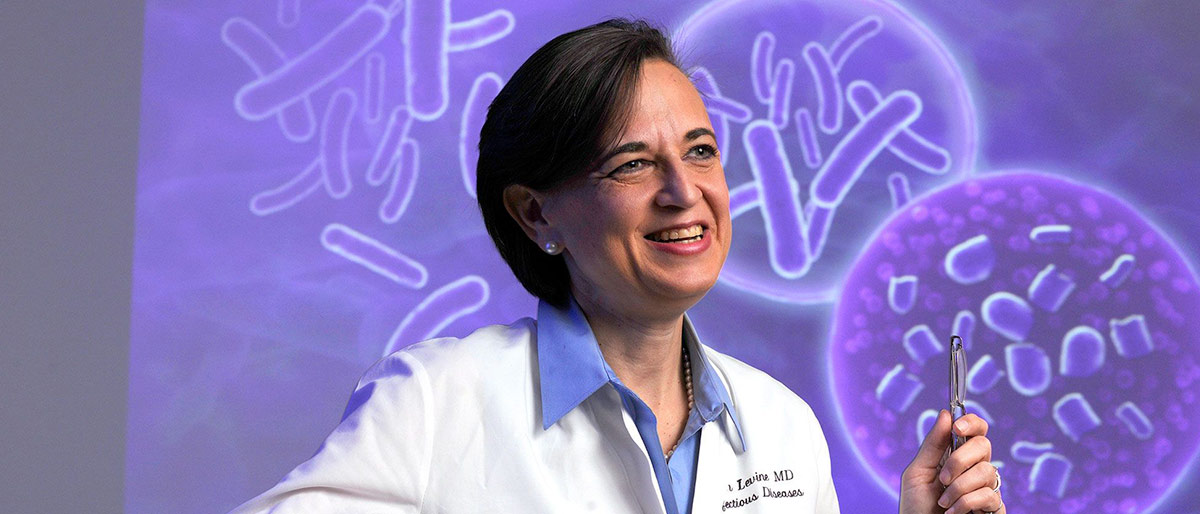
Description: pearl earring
543,241,562,255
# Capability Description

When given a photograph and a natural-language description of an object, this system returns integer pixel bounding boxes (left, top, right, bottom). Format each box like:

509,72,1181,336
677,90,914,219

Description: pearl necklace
665,344,694,459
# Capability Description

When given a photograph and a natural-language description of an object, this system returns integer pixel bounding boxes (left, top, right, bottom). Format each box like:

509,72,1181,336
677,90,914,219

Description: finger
936,461,997,510
944,482,1003,514
951,413,990,439
940,434,993,486
910,409,952,472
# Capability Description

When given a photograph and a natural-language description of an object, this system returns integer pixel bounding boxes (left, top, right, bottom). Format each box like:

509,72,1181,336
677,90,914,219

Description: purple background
127,0,1200,512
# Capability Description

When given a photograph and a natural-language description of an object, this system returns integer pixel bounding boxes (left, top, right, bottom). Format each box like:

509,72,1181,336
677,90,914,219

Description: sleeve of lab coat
809,410,841,514
229,351,434,514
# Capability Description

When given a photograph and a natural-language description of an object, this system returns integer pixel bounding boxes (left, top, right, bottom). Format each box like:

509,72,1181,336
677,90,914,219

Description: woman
234,19,1004,514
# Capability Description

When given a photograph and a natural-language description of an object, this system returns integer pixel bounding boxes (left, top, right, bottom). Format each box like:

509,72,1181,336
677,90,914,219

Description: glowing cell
1053,392,1102,442
981,291,1033,342
1100,254,1135,288
943,234,994,285
235,4,392,121
902,324,941,364
403,2,514,121
379,139,418,224
769,58,795,129
802,42,842,134
1029,453,1073,499
383,276,490,355
1030,224,1073,245
743,120,809,277
750,31,775,104
795,108,823,168
445,10,515,52
828,16,882,70
220,17,316,142
810,90,921,208
876,364,923,412
366,106,413,186
363,52,385,123
916,409,938,445
804,204,835,259
1115,402,1153,440
1060,326,1105,377
459,72,503,198
952,310,976,351
1006,343,1051,397
1011,441,1055,464
883,175,911,215
1027,264,1076,312
249,159,322,216
845,80,951,175
319,88,357,199
966,354,1003,394
888,275,918,314
1109,314,1153,358
320,223,427,289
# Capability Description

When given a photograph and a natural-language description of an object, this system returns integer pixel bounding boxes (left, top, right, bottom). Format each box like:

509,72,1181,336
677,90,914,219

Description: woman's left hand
899,410,1005,514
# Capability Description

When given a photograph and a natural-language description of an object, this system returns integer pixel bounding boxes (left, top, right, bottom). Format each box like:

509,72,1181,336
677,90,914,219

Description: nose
654,161,702,209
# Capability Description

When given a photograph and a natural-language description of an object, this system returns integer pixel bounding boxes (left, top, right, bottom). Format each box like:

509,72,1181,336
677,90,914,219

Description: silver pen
949,335,966,452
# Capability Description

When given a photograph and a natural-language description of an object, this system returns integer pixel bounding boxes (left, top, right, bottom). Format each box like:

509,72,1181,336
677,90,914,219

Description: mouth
644,223,706,244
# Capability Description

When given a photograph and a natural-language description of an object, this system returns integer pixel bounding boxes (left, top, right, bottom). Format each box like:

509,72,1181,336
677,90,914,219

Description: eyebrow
596,128,716,166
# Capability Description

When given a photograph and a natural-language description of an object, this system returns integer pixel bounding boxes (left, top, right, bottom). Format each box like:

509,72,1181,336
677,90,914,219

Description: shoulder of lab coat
228,318,538,514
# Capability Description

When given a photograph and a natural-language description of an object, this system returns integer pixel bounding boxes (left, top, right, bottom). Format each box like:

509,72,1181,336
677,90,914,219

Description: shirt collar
536,298,746,451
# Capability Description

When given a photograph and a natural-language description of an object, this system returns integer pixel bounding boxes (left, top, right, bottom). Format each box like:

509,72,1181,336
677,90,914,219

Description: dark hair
476,18,681,306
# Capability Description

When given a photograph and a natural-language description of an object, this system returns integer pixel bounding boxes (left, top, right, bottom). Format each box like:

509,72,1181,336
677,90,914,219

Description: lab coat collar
536,298,746,452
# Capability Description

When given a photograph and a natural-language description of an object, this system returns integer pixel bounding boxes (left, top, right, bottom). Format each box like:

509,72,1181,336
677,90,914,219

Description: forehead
622,60,710,134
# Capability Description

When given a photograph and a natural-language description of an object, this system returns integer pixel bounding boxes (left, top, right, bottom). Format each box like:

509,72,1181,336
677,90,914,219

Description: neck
574,291,686,398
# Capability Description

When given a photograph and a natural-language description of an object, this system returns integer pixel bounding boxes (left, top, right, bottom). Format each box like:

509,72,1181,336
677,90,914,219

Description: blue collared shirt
537,298,745,514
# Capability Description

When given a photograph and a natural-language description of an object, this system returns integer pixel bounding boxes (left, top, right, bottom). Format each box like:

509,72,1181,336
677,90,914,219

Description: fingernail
954,419,968,433
939,469,950,485
937,492,949,508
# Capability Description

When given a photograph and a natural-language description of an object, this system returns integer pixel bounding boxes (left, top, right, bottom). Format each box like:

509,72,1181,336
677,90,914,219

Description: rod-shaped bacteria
221,17,316,141
967,354,1003,394
320,223,427,289
1030,224,1073,245
903,324,941,364
363,52,386,123
953,309,976,351
888,275,918,314
981,291,1033,342
379,139,418,224
1027,264,1076,312
803,42,843,134
743,120,809,278
1053,392,1102,442
403,0,449,121
235,3,392,121
803,203,834,260
249,159,323,216
916,409,938,445
691,68,752,122
319,88,357,199
876,364,923,413
750,31,775,104
1109,314,1154,358
727,182,760,218
366,106,413,186
1100,254,1135,288
795,108,822,169
1006,343,1051,396
944,234,995,285
887,172,911,211
446,9,515,52
1115,402,1153,440
1059,325,1105,377
845,80,951,174
383,275,490,355
1029,453,1072,499
829,16,883,70
769,58,794,129
459,73,503,198
810,90,921,208
1011,441,1055,464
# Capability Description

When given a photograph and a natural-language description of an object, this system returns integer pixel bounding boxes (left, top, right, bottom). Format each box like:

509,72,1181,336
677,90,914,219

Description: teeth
649,224,704,242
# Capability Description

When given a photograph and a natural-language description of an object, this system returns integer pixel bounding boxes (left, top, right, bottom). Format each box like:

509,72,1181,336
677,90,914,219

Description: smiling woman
232,18,1003,514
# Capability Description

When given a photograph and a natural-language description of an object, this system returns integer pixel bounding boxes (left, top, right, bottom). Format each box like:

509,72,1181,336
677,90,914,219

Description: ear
502,184,556,246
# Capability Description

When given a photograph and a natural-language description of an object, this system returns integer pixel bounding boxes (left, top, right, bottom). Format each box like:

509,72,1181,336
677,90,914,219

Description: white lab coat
231,318,840,513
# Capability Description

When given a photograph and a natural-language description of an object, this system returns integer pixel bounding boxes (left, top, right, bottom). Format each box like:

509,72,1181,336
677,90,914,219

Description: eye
609,159,648,176
688,144,718,160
